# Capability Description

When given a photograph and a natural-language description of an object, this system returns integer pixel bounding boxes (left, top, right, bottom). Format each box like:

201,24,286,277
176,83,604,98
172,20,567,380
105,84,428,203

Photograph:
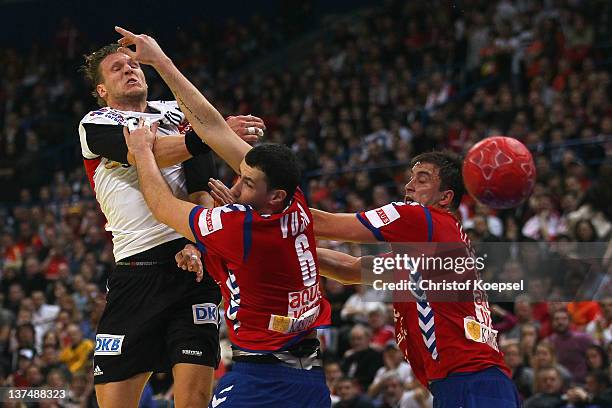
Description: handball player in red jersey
115,27,332,407
312,151,521,407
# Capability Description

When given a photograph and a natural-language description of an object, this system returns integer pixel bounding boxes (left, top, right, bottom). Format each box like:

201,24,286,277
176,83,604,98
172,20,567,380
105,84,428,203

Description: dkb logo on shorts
192,303,219,326
95,334,125,356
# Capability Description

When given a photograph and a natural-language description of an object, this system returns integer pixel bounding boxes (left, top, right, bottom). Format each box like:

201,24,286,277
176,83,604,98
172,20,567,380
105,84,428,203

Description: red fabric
356,201,511,387
191,189,331,351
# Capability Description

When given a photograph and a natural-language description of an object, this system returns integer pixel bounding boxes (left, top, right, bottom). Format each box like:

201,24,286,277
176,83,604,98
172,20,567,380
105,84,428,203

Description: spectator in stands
563,370,612,407
376,373,432,408
341,324,384,391
494,296,540,339
367,306,395,350
368,342,414,399
547,308,595,384
20,256,48,295
39,344,69,380
59,323,93,374
532,340,572,387
333,377,374,408
586,297,612,345
31,290,59,350
519,323,540,361
502,340,534,400
340,285,381,323
585,344,609,372
524,367,565,408
324,359,344,405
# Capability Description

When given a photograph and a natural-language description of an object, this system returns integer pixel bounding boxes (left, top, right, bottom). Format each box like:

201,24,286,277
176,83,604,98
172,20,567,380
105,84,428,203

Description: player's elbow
144,195,172,226
152,204,173,227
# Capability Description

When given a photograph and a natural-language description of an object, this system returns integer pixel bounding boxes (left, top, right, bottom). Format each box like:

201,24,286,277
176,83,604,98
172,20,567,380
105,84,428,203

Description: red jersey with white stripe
357,201,510,387
189,189,331,352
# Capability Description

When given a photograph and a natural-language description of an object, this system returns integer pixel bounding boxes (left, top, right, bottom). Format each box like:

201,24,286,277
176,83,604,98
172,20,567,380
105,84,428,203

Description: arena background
0,0,611,407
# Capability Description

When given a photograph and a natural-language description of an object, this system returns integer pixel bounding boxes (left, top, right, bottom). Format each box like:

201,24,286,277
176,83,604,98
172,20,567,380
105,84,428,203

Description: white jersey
79,100,188,261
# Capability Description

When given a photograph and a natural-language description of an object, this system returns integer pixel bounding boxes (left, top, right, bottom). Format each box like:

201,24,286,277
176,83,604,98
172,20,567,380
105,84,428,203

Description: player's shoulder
193,204,252,237
197,203,251,218
362,202,410,228
80,106,127,127
148,100,180,113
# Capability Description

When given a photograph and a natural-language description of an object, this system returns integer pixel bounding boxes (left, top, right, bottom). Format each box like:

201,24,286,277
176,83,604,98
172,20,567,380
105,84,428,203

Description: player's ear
438,189,454,208
268,189,287,207
96,84,107,101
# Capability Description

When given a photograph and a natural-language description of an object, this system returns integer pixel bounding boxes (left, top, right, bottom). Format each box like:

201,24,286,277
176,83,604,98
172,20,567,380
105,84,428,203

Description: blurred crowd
1,0,612,407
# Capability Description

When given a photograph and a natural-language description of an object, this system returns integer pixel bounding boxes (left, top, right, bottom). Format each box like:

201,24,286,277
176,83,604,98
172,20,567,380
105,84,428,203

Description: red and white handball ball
462,136,536,209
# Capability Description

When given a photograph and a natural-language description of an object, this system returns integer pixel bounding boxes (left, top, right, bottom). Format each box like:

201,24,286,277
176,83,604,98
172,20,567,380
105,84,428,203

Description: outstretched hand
115,26,169,67
226,115,266,143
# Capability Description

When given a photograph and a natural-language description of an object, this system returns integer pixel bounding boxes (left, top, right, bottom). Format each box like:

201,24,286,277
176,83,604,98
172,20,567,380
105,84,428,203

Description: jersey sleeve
183,148,218,194
79,111,131,163
188,204,251,265
356,202,433,242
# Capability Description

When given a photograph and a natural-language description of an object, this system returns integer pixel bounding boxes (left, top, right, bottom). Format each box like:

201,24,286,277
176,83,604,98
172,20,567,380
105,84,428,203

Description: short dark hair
586,370,610,387
410,150,465,210
245,143,301,206
79,43,120,107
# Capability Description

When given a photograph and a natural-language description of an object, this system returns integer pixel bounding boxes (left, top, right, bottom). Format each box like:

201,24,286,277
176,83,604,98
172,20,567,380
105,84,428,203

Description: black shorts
93,239,221,384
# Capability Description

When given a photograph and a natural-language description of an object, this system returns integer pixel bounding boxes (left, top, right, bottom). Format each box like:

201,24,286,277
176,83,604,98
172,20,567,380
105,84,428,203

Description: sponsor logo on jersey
93,365,104,376
192,303,219,325
89,108,108,117
463,317,500,351
365,203,401,228
95,334,124,356
287,286,321,318
198,208,224,236
268,304,320,334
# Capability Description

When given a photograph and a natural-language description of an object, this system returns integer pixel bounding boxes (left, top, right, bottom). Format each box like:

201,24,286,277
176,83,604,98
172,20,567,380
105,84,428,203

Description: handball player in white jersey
78,43,265,408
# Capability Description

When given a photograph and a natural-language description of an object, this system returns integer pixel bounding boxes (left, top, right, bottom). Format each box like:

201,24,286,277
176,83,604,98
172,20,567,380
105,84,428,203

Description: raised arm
128,112,266,168
115,27,250,173
311,208,379,243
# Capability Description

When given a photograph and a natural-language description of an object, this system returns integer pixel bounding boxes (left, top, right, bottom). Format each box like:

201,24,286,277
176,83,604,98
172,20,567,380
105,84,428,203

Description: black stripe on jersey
184,151,218,194
165,110,182,126
82,123,129,164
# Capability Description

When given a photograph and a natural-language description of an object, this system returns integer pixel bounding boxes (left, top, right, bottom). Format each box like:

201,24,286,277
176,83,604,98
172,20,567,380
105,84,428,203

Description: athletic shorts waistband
430,366,509,386
116,238,190,264
232,362,324,383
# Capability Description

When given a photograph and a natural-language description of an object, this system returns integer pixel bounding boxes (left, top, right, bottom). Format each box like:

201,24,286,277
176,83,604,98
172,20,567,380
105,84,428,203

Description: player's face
404,162,452,208
97,52,147,105
231,160,271,210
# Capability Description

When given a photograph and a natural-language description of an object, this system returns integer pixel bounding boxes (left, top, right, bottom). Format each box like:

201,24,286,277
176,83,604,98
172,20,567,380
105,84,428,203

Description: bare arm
127,134,190,168
311,208,379,243
124,121,197,242
127,112,266,169
317,248,374,285
116,27,251,173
